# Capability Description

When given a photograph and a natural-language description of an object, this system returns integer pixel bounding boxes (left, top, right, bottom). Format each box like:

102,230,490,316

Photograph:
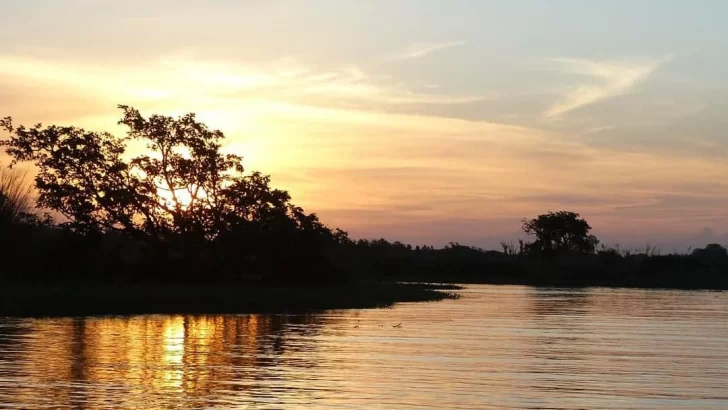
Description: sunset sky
2,0,728,249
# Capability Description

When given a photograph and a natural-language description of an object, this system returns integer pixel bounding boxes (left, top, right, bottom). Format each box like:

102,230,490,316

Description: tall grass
0,166,34,224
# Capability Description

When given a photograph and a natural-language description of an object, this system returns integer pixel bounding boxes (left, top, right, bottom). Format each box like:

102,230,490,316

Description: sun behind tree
1,105,347,281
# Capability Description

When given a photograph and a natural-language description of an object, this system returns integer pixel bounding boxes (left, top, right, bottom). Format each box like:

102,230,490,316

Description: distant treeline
334,239,728,289
4,216,728,290
1,107,727,290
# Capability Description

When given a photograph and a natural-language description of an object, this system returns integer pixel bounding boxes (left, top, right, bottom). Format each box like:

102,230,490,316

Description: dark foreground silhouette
0,283,459,317
1,108,725,316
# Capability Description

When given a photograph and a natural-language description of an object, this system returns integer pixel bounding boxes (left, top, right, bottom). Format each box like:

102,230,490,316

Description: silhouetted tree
1,106,344,281
2,107,332,236
522,211,599,255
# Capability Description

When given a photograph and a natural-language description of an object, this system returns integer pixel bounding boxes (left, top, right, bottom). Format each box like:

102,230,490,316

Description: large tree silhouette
1,106,344,279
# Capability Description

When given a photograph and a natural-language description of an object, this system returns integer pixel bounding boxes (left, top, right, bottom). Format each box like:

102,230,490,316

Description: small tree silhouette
522,211,599,255
692,243,728,259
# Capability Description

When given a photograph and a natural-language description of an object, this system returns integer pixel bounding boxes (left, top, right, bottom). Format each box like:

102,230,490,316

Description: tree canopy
522,211,599,255
1,106,347,280
1,106,338,240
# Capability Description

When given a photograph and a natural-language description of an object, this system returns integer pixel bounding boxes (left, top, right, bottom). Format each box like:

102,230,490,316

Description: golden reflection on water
0,314,325,409
0,286,727,409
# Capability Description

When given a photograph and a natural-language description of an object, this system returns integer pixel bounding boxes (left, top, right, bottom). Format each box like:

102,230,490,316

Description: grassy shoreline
0,282,460,318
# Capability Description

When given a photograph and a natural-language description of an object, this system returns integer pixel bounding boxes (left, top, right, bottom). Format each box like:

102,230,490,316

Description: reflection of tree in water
532,287,714,319
526,287,592,354
520,288,728,407
0,314,338,409
0,318,89,407
179,314,330,405
520,287,596,407
520,288,680,408
0,319,26,371
528,287,591,318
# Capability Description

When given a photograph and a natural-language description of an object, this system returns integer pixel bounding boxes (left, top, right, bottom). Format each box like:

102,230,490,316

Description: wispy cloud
583,125,615,135
544,57,669,118
7,52,726,249
0,54,485,108
394,41,466,61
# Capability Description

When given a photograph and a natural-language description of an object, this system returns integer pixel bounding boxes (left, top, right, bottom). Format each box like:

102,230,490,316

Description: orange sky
3,1,728,249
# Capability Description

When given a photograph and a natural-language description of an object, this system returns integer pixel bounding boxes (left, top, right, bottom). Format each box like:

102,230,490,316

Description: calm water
0,285,727,409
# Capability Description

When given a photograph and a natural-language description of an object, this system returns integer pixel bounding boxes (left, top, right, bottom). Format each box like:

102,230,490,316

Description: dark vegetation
0,107,351,285
0,282,456,317
0,107,726,316
343,212,728,289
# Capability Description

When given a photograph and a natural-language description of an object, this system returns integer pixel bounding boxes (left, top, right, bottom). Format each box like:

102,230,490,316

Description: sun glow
3,42,728,247
157,188,196,210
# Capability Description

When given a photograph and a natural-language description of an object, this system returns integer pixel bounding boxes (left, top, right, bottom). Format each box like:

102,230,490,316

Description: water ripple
0,285,726,409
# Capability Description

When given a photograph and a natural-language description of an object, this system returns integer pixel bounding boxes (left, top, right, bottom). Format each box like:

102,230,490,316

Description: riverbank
0,282,460,317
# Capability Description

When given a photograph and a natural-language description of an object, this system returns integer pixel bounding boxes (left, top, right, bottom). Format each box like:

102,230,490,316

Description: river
0,285,726,409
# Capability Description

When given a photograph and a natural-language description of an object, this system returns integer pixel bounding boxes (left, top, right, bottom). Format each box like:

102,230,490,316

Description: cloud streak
395,41,466,61
4,52,727,249
544,57,669,118
0,54,484,108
